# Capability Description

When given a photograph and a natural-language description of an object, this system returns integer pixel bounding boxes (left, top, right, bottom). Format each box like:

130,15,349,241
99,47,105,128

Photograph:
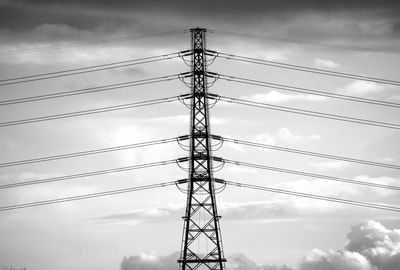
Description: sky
0,0,399,269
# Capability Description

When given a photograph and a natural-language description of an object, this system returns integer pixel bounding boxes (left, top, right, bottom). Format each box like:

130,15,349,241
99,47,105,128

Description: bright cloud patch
88,204,183,224
227,253,293,270
120,221,399,270
255,133,276,145
299,249,373,270
278,127,321,144
310,161,349,170
261,51,288,61
299,220,400,270
314,58,340,68
345,220,400,270
337,81,386,96
391,95,400,101
121,252,179,270
246,91,325,103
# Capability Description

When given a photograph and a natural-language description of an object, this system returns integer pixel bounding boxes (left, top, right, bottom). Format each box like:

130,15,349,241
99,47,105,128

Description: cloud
121,251,179,270
390,95,400,101
227,253,294,270
354,175,399,187
224,166,260,175
255,133,276,146
1,0,400,45
245,91,326,103
119,221,400,270
299,249,374,270
298,220,400,270
88,200,298,224
0,171,62,183
309,161,349,171
345,220,400,270
337,81,386,96
120,252,294,270
278,127,321,144
88,204,183,224
276,174,400,211
90,194,347,227
91,191,388,226
260,51,288,61
220,201,300,220
314,58,340,68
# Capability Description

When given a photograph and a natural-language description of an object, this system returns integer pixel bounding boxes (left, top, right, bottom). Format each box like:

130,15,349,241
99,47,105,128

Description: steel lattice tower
178,28,226,270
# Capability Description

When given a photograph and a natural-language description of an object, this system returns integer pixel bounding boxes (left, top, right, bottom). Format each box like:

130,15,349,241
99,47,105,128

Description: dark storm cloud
392,21,400,35
9,0,400,15
1,0,400,33
0,1,129,32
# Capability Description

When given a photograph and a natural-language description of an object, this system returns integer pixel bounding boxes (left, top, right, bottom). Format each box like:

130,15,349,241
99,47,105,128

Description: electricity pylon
178,28,226,270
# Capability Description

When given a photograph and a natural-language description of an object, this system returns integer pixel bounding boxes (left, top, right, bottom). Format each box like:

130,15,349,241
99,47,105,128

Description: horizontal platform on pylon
178,259,227,263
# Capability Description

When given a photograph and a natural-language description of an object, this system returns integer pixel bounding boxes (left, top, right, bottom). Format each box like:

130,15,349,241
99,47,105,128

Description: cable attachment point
204,92,221,109
206,71,220,88
206,93,220,100
176,157,190,172
213,178,227,194
178,50,193,66
205,49,219,66
175,178,189,194
177,135,191,151
210,134,224,151
207,96,220,109
212,156,226,172
178,94,192,109
178,72,192,88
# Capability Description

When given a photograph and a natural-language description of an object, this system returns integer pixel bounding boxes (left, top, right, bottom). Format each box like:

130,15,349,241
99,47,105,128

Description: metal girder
178,28,226,270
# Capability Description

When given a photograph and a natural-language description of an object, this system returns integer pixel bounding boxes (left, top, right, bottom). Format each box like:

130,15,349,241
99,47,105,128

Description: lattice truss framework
178,28,226,270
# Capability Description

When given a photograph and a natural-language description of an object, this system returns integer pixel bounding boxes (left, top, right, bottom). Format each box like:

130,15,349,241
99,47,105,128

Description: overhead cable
0,30,187,56
0,181,180,211
0,137,188,168
223,159,400,191
211,52,400,86
0,74,180,106
0,95,187,128
225,180,400,212
209,94,400,130
211,73,400,108
209,29,400,55
0,52,182,86
0,159,178,189
219,136,400,170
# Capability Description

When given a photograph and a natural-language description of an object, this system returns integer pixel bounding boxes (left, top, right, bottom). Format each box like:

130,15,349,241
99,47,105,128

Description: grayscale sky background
0,1,399,270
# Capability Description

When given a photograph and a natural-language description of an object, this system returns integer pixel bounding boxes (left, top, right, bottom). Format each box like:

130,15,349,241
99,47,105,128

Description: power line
209,29,400,55
0,159,178,189
225,180,400,212
211,52,400,86
0,181,180,212
0,52,180,82
223,159,400,191
0,95,187,128
5,176,397,212
218,136,400,170
0,30,187,56
209,94,400,130
0,53,182,86
210,73,400,108
0,136,189,168
0,75,180,106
